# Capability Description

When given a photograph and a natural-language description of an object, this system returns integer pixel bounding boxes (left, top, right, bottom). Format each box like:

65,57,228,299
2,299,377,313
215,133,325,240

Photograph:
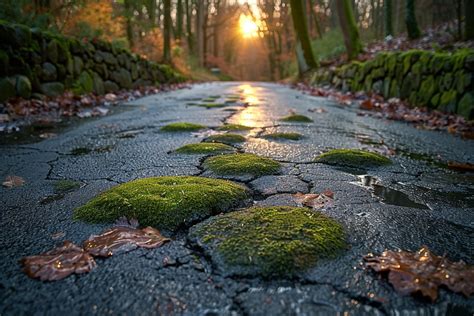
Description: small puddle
355,175,430,209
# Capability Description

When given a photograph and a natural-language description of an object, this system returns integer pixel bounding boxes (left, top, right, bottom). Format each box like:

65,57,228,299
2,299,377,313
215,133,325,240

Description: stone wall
309,49,474,119
0,21,185,102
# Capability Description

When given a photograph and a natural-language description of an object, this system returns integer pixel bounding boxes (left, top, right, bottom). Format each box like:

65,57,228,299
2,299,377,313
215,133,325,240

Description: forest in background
0,0,473,81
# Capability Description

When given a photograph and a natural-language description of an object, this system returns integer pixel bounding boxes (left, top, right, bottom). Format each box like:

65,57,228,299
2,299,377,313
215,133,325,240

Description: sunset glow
239,14,259,38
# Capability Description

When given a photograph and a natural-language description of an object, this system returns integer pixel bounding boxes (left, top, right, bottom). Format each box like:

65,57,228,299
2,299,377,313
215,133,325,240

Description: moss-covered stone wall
309,49,474,119
0,21,185,102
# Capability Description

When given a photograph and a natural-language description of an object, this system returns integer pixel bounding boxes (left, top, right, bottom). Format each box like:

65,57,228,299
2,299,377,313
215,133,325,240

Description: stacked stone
0,21,184,102
310,50,474,119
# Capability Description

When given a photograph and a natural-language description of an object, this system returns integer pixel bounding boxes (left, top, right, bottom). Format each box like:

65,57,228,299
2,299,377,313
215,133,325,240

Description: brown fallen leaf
2,176,25,188
364,246,474,302
447,162,474,172
20,241,96,281
360,99,374,110
83,226,170,257
294,191,335,209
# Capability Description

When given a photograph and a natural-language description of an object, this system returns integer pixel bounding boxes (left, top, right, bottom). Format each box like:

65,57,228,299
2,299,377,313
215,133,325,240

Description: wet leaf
364,246,474,302
2,176,25,188
20,241,96,281
293,191,334,209
308,107,327,113
447,162,474,172
83,226,170,257
39,132,57,139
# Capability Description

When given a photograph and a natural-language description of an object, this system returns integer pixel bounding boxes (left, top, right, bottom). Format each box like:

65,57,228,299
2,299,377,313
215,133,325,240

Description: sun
239,14,258,38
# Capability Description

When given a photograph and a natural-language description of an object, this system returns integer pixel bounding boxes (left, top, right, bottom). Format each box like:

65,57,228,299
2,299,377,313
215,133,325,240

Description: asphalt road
1,82,473,315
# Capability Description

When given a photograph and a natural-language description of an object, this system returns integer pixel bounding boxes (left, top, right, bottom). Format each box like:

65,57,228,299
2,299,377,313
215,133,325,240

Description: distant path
1,82,473,315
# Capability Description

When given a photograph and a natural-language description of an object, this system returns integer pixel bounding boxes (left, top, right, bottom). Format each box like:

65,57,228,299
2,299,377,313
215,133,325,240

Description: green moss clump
204,153,280,176
315,149,392,168
217,124,252,131
161,122,206,132
70,147,92,155
205,133,246,144
199,103,227,108
54,180,81,193
262,132,303,140
191,206,347,277
175,142,235,154
202,97,218,102
279,114,313,122
74,176,249,231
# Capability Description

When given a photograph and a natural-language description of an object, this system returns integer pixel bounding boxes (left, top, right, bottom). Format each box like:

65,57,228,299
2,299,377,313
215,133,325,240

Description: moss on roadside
161,122,206,132
174,142,235,154
280,114,313,122
204,153,280,176
262,132,303,140
205,133,246,144
54,179,80,193
315,149,392,168
74,176,249,231
190,206,347,278
217,124,252,131
70,147,92,155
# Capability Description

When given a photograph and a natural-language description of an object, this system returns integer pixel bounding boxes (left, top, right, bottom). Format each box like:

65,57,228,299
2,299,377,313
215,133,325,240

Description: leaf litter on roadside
364,246,474,302
294,83,474,139
20,218,170,281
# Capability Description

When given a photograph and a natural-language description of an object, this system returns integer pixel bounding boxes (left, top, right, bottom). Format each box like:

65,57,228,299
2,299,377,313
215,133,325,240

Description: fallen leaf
360,99,374,110
447,162,474,172
20,241,96,281
308,107,327,113
364,246,474,302
39,132,57,139
2,176,25,188
83,226,170,257
294,191,334,209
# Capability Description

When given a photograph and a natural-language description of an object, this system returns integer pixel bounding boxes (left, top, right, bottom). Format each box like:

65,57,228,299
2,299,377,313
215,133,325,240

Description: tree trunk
196,0,205,66
176,0,183,40
336,0,363,60
163,0,172,63
185,0,194,52
465,0,474,39
384,0,393,36
405,0,420,39
124,0,134,50
289,0,318,71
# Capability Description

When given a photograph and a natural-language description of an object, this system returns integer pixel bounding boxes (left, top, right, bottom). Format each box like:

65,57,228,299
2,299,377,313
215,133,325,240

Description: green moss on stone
190,206,347,278
262,132,303,140
438,90,458,113
418,75,436,106
315,149,392,168
175,142,235,154
279,114,313,122
204,153,280,176
217,124,252,131
205,133,246,144
54,180,80,193
199,103,227,108
161,122,206,132
72,71,93,95
74,176,249,231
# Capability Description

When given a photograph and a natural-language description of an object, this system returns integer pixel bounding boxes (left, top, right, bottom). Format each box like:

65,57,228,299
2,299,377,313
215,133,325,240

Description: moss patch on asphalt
161,122,206,132
280,114,313,122
203,103,227,108
174,142,235,154
54,180,81,193
205,134,246,144
315,149,392,168
190,206,347,277
262,132,303,140
74,176,249,231
204,153,280,176
217,124,252,131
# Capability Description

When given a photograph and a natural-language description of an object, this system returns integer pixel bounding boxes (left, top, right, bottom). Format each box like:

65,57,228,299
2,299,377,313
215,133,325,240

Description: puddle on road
354,175,430,209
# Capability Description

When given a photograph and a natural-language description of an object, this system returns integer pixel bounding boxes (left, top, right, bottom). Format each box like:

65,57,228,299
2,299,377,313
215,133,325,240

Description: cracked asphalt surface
1,82,473,315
